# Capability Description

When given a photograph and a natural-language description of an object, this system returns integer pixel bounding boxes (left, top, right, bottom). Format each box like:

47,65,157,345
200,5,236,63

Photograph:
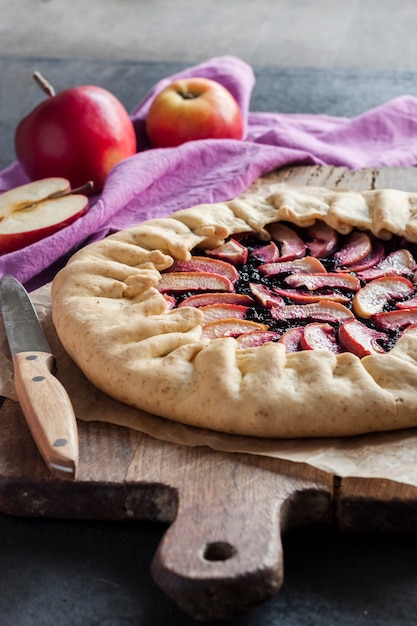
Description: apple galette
51,182,417,438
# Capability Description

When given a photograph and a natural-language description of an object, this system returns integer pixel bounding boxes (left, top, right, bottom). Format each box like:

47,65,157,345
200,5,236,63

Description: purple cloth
2,55,417,290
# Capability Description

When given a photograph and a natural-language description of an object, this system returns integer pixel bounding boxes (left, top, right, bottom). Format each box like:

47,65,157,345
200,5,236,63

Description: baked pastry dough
51,181,417,438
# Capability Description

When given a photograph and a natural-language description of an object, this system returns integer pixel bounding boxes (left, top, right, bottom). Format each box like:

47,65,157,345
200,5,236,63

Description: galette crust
51,182,417,438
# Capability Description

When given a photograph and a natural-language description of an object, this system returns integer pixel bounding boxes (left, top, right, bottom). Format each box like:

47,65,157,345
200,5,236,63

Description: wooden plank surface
2,165,417,620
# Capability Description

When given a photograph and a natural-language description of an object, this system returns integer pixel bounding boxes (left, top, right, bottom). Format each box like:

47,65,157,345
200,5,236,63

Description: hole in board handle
203,541,237,562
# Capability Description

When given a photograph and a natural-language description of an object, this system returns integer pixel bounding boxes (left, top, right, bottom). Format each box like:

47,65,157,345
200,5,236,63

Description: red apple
0,177,90,254
14,72,137,192
146,77,243,148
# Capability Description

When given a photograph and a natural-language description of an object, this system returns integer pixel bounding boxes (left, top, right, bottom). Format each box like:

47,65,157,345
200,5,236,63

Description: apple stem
32,71,56,97
48,181,95,199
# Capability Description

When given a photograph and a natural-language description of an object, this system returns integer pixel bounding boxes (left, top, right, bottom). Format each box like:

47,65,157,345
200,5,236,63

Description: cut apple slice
336,239,385,273
271,300,354,323
333,231,372,267
396,294,417,309
300,323,340,353
249,283,285,309
259,256,327,277
284,272,360,292
338,319,387,357
0,177,89,254
178,292,254,308
278,326,304,352
269,223,306,260
198,303,248,323
170,255,239,283
357,249,416,281
205,238,248,265
250,241,280,264
352,276,414,319
372,308,417,331
306,221,338,258
272,287,350,304
236,330,280,348
201,318,269,339
158,271,234,293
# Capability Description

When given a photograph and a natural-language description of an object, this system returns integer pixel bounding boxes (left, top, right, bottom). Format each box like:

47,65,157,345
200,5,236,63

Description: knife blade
0,275,78,479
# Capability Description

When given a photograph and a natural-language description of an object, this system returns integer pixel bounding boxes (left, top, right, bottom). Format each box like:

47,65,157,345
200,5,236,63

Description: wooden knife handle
12,351,78,479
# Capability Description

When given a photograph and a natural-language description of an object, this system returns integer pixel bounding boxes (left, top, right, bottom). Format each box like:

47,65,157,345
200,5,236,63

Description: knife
0,275,78,479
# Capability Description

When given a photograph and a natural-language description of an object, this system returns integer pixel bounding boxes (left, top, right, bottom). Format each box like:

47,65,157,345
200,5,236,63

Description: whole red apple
146,77,243,148
14,72,137,193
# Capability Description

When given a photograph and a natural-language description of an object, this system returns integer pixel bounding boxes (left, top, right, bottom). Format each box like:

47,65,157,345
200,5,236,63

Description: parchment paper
2,283,417,487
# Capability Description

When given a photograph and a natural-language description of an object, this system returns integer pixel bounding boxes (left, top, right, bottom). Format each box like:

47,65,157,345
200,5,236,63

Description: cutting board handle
151,455,331,621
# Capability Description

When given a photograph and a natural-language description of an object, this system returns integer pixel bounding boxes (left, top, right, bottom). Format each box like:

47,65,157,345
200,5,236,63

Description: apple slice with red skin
170,255,239,283
371,308,417,331
178,292,253,308
278,327,304,352
333,231,372,267
198,303,248,323
146,77,243,148
158,271,234,293
272,287,350,304
284,272,360,292
250,241,280,264
300,323,340,354
205,239,248,266
271,300,354,323
357,249,417,281
338,319,387,357
236,331,281,348
269,223,306,261
306,221,339,258
352,276,414,318
336,239,385,273
259,256,326,277
249,283,285,309
0,177,90,254
201,318,269,340
396,294,417,309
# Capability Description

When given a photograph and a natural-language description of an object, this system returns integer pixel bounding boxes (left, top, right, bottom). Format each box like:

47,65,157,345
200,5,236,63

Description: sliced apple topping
271,300,354,323
158,271,235,293
236,331,280,348
357,249,416,281
284,272,360,292
337,239,385,273
250,241,280,264
300,323,340,354
159,219,417,356
372,309,417,331
205,238,248,265
178,292,254,308
278,327,304,352
268,223,306,260
306,221,339,258
198,303,248,323
259,256,327,277
338,319,387,357
272,287,350,304
333,231,372,268
352,276,414,318
170,255,239,283
249,283,285,309
201,319,269,339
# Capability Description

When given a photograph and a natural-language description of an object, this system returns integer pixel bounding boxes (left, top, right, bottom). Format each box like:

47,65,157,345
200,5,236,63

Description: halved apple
0,177,90,254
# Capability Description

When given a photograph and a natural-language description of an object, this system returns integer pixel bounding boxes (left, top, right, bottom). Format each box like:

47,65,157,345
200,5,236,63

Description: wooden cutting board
2,165,417,622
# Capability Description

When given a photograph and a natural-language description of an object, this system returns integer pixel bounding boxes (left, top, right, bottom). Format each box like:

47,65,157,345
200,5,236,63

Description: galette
51,180,417,438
